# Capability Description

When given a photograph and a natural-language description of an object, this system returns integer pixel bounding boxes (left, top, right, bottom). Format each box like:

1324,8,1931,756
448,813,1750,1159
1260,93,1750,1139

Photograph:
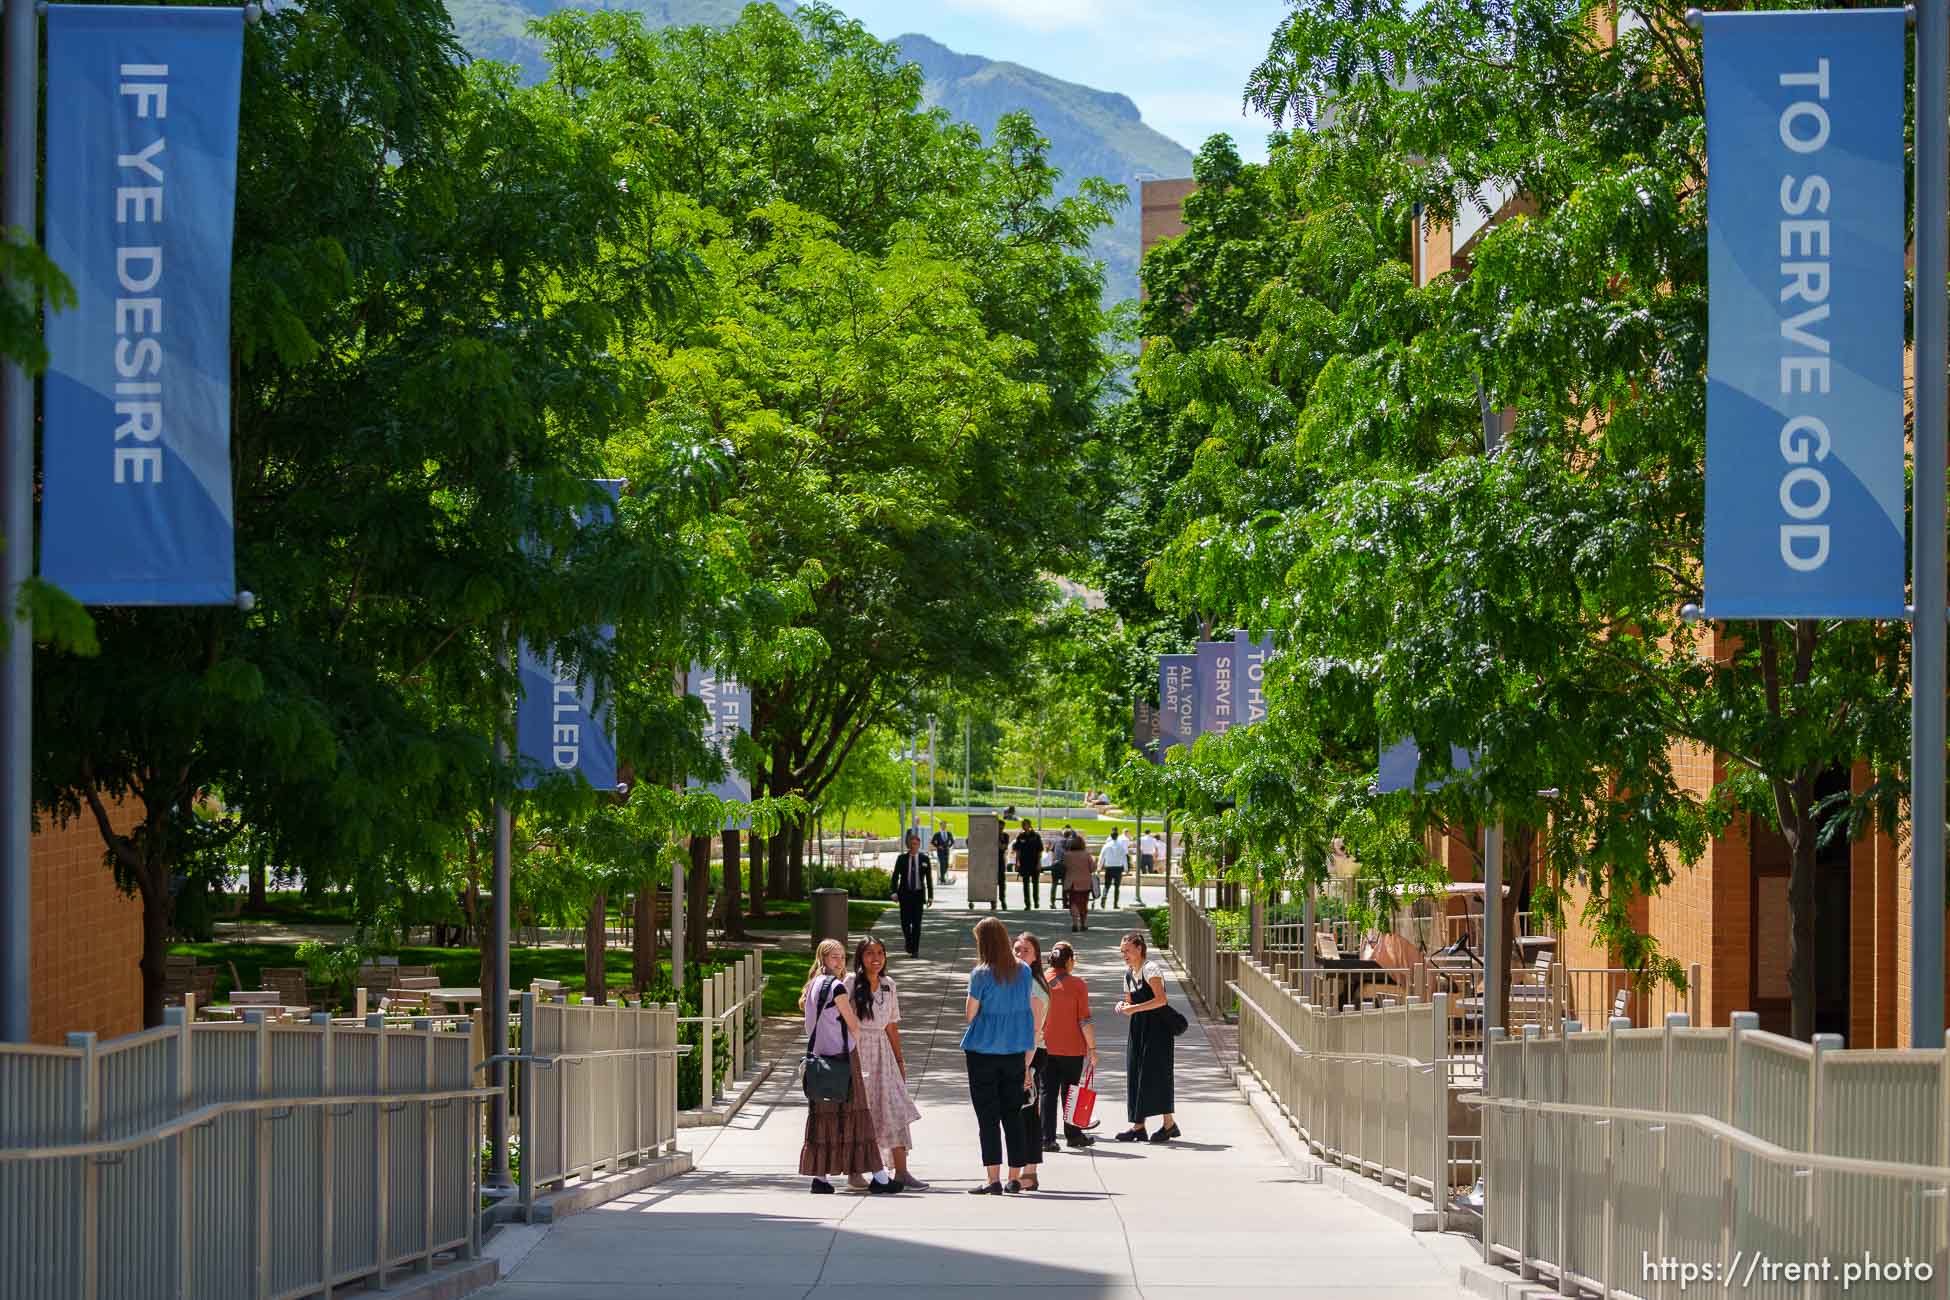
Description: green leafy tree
1131,0,1912,1037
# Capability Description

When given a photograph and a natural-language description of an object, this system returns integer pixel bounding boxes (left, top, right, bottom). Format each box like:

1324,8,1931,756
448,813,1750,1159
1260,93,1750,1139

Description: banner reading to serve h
1702,8,1907,618
42,6,244,605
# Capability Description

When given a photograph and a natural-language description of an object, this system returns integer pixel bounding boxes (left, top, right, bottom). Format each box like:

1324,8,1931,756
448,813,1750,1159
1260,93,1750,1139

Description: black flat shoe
966,1181,1003,1195
1004,1179,1023,1194
1114,1127,1147,1142
1043,1140,1063,1153
868,1177,904,1194
1148,1125,1181,1143
811,1178,835,1194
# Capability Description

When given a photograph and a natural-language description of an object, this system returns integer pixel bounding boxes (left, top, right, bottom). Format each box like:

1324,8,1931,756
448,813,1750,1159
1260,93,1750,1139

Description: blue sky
828,0,1294,164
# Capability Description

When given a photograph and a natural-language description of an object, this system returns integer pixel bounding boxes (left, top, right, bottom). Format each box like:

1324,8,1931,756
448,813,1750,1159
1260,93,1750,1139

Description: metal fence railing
0,1005,492,1300
1230,958,1480,1225
512,993,686,1220
681,953,767,1112
1167,880,1237,1016
1477,1014,1950,1299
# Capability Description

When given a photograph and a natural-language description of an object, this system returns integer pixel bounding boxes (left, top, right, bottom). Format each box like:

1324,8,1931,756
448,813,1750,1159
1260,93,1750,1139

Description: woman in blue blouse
960,915,1037,1194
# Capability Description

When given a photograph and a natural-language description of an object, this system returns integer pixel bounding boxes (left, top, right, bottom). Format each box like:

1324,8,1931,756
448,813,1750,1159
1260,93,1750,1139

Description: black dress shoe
868,1177,904,1194
1043,1140,1063,1153
1114,1127,1146,1142
1148,1124,1181,1143
1065,1133,1094,1148
1004,1179,1023,1194
966,1181,1003,1195
811,1178,835,1194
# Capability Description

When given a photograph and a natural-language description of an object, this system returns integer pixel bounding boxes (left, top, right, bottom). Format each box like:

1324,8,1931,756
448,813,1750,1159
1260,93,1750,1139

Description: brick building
26,802,144,1043
1415,205,1922,1047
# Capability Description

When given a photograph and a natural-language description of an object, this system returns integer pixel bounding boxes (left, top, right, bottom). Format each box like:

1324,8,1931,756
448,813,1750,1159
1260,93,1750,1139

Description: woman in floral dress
849,937,925,1188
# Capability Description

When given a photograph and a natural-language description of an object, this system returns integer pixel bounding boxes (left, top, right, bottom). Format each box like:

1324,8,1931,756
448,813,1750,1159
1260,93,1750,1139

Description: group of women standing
796,918,1181,1194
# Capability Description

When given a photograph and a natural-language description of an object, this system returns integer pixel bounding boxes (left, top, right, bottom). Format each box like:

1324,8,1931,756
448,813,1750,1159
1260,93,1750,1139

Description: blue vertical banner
1702,8,1907,618
516,482,623,792
41,6,245,604
1375,737,1478,794
1195,639,1238,738
1133,698,1159,762
1157,654,1196,760
1235,629,1275,726
686,663,751,805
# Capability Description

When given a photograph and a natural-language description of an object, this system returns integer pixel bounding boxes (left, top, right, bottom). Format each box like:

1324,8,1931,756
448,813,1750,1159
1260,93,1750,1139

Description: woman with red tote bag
1038,941,1100,1150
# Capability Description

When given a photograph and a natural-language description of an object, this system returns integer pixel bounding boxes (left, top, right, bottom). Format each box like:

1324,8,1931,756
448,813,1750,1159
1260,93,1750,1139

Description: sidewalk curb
484,1150,694,1226
679,1058,775,1128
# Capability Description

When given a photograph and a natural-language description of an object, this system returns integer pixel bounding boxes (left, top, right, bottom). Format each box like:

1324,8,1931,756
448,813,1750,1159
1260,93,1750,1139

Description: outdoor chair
392,975,442,991
260,965,310,1007
530,978,566,1004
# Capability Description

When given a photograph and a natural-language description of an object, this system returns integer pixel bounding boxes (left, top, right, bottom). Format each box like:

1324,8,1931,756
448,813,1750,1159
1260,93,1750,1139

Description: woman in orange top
1039,940,1100,1149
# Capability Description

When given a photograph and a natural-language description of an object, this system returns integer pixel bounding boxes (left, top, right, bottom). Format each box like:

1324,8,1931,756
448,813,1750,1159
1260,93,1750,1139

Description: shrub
1136,906,1169,954
806,864,893,900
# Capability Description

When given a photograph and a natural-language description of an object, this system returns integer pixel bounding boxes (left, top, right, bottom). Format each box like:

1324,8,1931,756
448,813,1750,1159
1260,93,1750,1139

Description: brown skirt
799,1050,881,1176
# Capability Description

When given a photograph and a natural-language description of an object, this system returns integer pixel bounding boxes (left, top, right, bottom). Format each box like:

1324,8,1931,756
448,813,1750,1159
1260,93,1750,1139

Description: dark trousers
965,1050,1032,1169
1105,868,1124,906
1015,869,1039,908
898,894,924,956
1042,1052,1088,1144
933,848,949,882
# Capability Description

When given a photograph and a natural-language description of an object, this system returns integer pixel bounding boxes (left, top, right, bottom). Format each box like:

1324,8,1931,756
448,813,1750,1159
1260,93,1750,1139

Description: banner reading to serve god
1702,8,1907,618
42,6,245,605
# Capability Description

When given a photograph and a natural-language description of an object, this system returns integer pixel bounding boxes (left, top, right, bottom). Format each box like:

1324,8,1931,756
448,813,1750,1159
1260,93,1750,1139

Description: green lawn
833,808,1163,841
168,938,817,1017
227,889,360,926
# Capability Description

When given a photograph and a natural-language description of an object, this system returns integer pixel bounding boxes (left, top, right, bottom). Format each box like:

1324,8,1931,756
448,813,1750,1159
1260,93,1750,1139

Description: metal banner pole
1485,824,1506,1035
0,0,40,1044
1915,0,1948,1050
488,642,513,1187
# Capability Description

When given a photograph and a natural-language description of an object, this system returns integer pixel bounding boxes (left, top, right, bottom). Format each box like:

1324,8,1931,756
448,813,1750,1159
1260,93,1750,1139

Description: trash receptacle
811,888,848,948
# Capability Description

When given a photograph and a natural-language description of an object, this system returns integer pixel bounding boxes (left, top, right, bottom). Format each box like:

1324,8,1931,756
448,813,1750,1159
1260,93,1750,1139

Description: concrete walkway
480,878,1472,1298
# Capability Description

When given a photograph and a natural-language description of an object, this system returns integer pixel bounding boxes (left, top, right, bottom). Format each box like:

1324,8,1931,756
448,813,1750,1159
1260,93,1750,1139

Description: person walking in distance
1113,931,1180,1143
893,833,931,958
849,937,925,1189
1013,931,1051,1192
798,940,902,1194
1040,941,1099,1149
960,916,1038,1195
930,824,956,885
1011,819,1044,909
1138,829,1163,902
1099,828,1130,908
1062,831,1095,933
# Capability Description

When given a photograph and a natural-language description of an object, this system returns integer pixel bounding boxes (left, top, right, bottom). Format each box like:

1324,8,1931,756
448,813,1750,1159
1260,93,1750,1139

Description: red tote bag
1067,1060,1098,1129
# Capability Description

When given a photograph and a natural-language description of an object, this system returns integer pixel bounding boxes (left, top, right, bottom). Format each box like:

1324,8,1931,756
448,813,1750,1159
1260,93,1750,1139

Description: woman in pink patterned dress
849,937,925,1189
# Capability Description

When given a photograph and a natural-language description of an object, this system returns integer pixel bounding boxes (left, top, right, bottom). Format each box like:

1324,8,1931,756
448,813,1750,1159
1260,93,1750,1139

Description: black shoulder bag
801,976,853,1103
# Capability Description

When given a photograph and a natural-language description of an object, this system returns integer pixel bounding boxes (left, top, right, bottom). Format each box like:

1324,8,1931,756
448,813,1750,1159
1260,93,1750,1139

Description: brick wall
29,802,144,1045
1139,178,1197,277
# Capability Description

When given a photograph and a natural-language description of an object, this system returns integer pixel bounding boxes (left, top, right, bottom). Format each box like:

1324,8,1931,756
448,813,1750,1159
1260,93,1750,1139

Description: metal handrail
474,1046,691,1073
1230,982,1475,1071
1465,1091,1950,1187
0,1086,499,1163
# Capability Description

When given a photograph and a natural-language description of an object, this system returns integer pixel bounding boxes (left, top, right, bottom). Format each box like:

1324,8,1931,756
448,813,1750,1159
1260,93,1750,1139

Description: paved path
481,878,1471,1298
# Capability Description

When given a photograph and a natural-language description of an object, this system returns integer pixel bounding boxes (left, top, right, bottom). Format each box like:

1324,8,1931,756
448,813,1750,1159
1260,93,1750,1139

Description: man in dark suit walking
893,832,931,957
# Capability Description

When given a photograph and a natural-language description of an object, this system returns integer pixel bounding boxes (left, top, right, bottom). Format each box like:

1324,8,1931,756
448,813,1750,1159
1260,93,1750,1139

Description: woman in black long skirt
1112,931,1179,1143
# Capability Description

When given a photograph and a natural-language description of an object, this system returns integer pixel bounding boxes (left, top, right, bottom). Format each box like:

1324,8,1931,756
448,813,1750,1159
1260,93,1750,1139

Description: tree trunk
720,827,746,939
247,842,267,911
767,827,789,903
688,834,711,964
632,885,660,993
787,817,806,900
139,869,171,1028
747,829,768,922
1788,794,1818,1041
584,890,608,1005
